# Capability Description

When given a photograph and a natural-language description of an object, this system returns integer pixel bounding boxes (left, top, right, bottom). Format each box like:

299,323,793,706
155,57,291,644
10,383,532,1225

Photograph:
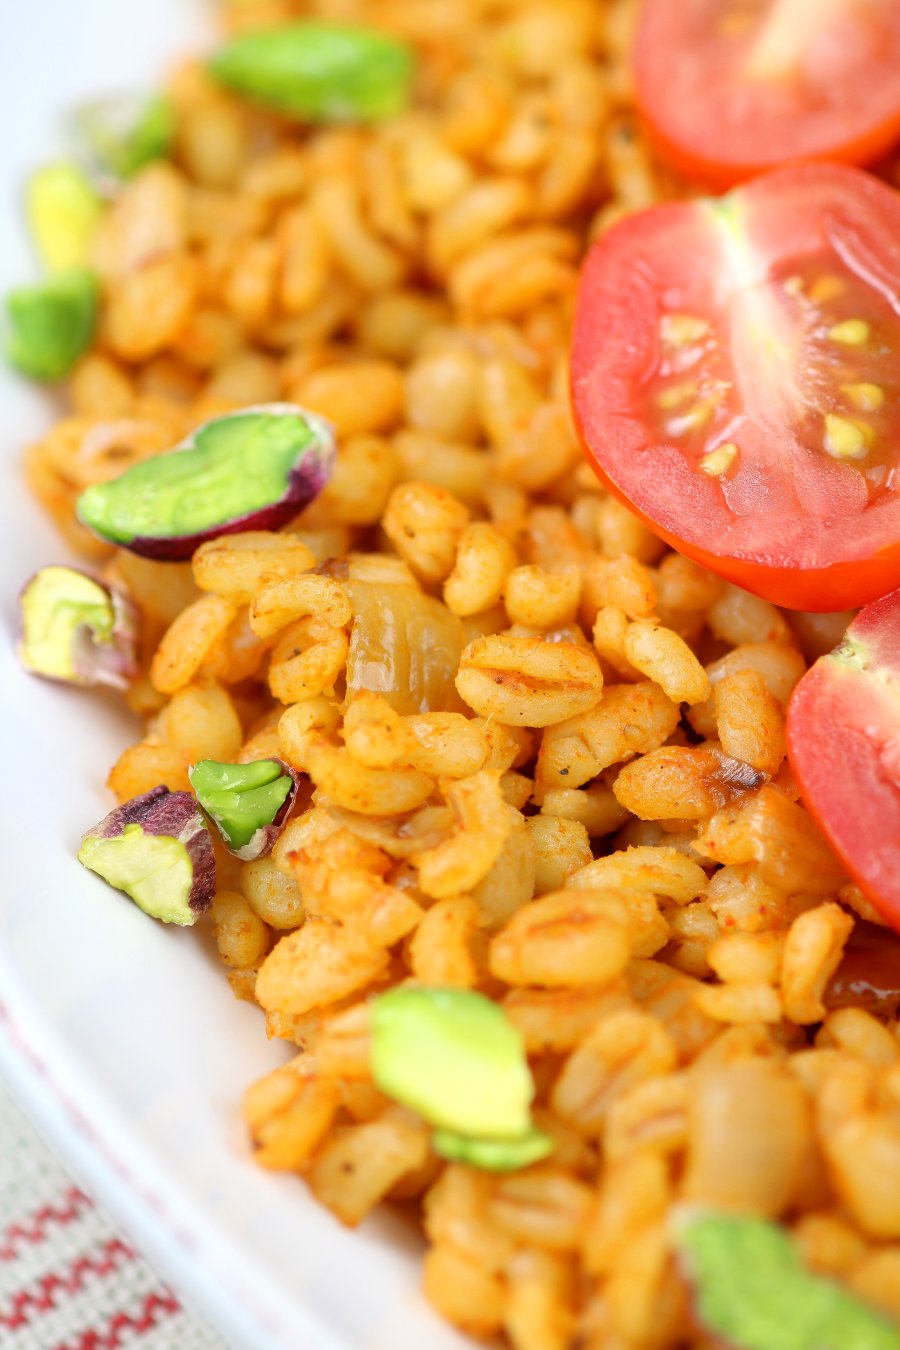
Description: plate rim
0,945,352,1350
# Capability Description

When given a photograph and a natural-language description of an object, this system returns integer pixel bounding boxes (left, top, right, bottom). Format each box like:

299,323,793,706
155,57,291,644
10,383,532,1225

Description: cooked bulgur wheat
26,0,900,1343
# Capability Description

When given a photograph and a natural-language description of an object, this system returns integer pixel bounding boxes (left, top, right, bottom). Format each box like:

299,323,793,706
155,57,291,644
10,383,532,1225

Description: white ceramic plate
0,5,466,1348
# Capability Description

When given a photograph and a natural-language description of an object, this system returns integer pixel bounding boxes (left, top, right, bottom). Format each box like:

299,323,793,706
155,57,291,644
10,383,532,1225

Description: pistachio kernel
78,787,215,926
26,162,102,272
676,1211,899,1350
18,565,138,689
371,987,535,1140
209,21,414,124
76,403,335,561
72,93,175,183
190,757,298,860
4,268,97,382
432,1124,554,1172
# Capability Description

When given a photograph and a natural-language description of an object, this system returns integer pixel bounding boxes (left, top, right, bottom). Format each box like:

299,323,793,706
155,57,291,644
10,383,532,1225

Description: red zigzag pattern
1,1185,184,1346
0,1186,92,1261
56,1291,182,1350
0,1237,136,1330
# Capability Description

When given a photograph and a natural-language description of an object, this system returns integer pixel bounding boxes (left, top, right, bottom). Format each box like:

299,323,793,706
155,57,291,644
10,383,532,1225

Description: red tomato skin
634,0,900,188
787,588,900,930
577,452,900,613
636,109,900,194
571,164,900,613
631,117,744,193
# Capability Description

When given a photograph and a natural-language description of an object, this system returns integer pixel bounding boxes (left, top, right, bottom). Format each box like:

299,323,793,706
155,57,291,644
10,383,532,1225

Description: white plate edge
0,942,352,1350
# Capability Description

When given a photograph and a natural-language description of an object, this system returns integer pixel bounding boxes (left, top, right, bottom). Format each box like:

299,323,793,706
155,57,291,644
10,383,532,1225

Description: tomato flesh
787,587,900,931
571,164,900,611
635,0,900,186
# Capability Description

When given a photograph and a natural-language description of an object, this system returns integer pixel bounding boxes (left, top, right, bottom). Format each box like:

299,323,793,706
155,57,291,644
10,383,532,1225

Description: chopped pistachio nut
78,787,215,926
209,22,414,124
676,1212,899,1350
18,565,138,689
5,268,97,381
26,163,102,272
827,319,870,346
699,442,738,476
843,382,884,413
76,403,335,561
371,987,534,1139
433,1124,554,1172
190,758,297,860
824,414,869,461
72,93,175,182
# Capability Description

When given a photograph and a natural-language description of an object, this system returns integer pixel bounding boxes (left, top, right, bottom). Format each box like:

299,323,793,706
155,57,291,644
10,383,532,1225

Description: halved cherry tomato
571,163,900,611
634,0,900,187
787,587,900,931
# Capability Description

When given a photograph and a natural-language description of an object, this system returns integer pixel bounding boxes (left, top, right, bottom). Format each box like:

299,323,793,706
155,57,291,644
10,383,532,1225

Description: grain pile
25,0,900,1344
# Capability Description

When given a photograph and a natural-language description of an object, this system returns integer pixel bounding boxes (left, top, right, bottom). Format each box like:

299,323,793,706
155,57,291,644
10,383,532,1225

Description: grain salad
13,0,900,1346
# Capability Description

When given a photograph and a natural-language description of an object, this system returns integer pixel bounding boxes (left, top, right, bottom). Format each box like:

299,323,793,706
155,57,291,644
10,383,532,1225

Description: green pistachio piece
78,787,215,926
73,93,175,182
20,566,112,680
5,268,97,381
371,988,535,1139
75,403,334,560
79,826,195,925
18,565,138,689
677,1212,900,1350
209,21,414,124
433,1123,554,1172
190,758,295,857
26,163,103,272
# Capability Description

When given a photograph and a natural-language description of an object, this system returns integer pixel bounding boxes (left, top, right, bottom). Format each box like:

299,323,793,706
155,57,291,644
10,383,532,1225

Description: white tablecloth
0,1079,226,1350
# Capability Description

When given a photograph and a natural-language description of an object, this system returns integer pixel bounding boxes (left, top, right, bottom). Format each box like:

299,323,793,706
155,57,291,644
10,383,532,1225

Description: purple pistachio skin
83,786,216,916
17,567,139,691
127,444,334,561
234,759,302,862
79,404,337,562
81,582,139,688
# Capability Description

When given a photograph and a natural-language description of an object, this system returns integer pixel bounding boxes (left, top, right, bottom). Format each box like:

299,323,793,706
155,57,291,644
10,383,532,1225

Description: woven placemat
0,1078,227,1350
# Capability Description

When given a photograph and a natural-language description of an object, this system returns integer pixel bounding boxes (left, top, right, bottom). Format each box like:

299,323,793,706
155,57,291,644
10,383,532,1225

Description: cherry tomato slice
634,0,900,187
571,163,900,612
787,588,900,931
